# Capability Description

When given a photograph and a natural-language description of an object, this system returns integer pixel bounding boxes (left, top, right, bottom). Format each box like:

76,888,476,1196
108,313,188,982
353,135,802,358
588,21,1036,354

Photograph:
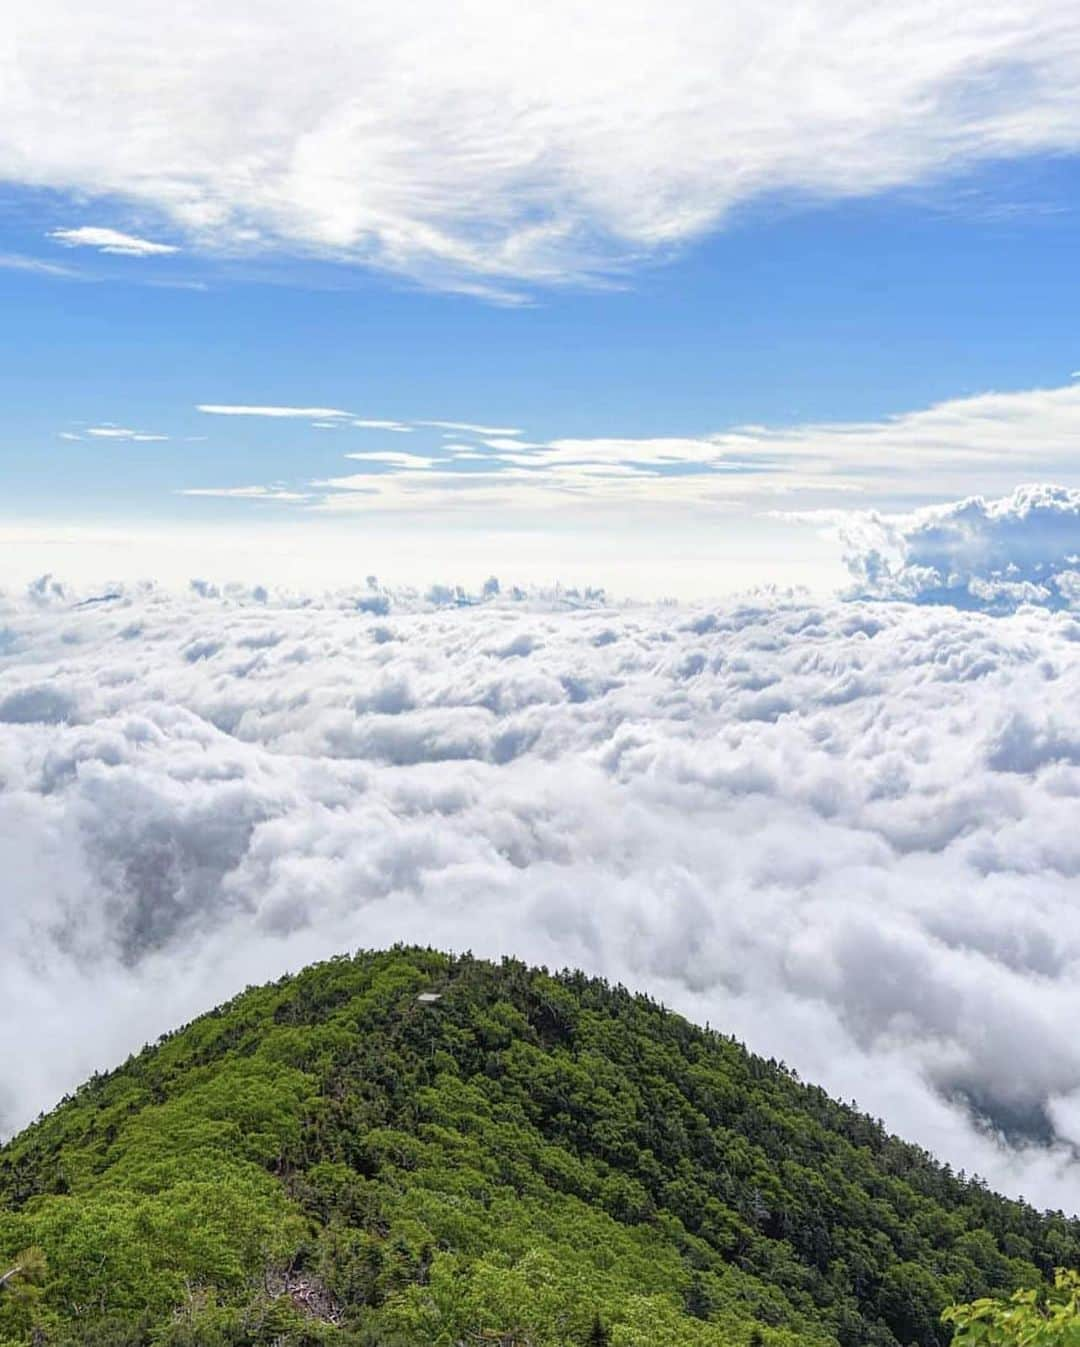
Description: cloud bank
7,1,1080,286
840,485,1080,612
3,573,1080,1212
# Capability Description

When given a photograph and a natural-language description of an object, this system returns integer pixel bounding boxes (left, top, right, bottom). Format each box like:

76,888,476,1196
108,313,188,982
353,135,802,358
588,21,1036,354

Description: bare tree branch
0,1264,24,1292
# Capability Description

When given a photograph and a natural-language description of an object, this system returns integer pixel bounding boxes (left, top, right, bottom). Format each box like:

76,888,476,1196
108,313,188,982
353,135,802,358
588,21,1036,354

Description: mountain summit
1,948,1074,1346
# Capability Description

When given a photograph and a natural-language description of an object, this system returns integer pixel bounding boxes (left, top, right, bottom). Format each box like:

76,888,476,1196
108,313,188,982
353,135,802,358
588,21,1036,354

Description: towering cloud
841,484,1080,612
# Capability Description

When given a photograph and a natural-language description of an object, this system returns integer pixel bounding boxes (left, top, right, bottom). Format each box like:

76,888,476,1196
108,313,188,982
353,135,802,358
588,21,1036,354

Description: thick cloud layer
841,484,1080,613
3,578,1080,1211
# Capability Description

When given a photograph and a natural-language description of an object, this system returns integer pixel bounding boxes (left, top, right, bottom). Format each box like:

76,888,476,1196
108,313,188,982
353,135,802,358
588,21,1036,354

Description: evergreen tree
587,1311,611,1346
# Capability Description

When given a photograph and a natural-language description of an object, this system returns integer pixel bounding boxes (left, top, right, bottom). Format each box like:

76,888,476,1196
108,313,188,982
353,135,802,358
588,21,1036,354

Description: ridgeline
0,947,1075,1346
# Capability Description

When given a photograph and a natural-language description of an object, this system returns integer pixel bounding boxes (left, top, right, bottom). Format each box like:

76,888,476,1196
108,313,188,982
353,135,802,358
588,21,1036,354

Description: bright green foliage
944,1270,1080,1345
0,1246,47,1323
0,947,1075,1346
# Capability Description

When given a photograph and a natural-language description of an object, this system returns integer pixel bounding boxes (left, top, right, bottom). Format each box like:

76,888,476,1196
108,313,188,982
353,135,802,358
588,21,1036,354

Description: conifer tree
587,1310,611,1346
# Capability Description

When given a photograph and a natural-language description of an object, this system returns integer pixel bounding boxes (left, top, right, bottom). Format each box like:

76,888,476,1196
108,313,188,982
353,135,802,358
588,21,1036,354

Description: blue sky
4,0,1080,596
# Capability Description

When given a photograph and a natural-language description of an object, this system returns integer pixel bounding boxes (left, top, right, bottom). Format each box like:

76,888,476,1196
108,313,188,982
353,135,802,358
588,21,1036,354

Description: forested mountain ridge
0,947,1075,1347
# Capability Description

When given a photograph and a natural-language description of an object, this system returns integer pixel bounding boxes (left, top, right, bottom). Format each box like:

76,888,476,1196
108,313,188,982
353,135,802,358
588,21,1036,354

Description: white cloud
48,226,178,257
0,252,80,277
482,437,544,451
195,380,1080,515
85,425,168,442
7,1,1080,287
4,565,1080,1212
146,278,208,292
339,451,437,470
178,486,313,501
197,404,353,419
417,421,524,436
195,408,504,433
519,381,1080,499
710,382,1080,491
836,484,1080,611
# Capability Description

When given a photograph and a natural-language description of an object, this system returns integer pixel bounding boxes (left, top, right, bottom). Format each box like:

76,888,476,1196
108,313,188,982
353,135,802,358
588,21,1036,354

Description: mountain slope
0,947,1075,1347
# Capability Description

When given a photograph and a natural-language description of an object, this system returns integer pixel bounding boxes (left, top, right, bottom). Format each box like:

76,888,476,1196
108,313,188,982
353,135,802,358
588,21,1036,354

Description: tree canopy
0,947,1075,1346
944,1270,1080,1346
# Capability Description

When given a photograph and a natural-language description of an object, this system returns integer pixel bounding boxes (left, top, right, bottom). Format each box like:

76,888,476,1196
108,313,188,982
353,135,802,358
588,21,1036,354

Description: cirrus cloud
85,425,169,442
178,485,314,501
196,404,354,419
48,226,178,257
6,1,1080,288
183,381,1080,515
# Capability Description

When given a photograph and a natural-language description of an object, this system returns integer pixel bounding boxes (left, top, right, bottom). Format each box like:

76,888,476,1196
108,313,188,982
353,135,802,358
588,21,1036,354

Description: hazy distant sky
4,0,1080,596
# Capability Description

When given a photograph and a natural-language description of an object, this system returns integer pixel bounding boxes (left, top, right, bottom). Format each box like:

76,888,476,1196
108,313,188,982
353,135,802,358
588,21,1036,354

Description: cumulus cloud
48,226,178,257
838,485,1080,612
3,574,1080,1212
9,1,1080,287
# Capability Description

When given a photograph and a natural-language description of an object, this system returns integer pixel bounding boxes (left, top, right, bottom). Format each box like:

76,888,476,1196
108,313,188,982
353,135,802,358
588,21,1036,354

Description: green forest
0,947,1076,1347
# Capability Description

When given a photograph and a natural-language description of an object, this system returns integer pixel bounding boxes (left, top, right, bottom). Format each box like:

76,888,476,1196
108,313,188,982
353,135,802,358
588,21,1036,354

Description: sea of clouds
4,489,1080,1212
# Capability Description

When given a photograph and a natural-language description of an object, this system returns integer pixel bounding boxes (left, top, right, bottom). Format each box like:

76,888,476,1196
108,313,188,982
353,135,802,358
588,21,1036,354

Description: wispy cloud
49,226,178,257
418,421,524,436
180,380,1080,516
195,404,509,436
339,451,437,471
196,405,508,434
13,1,1080,289
85,425,168,442
145,278,207,291
178,485,313,501
197,404,352,419
0,252,81,278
